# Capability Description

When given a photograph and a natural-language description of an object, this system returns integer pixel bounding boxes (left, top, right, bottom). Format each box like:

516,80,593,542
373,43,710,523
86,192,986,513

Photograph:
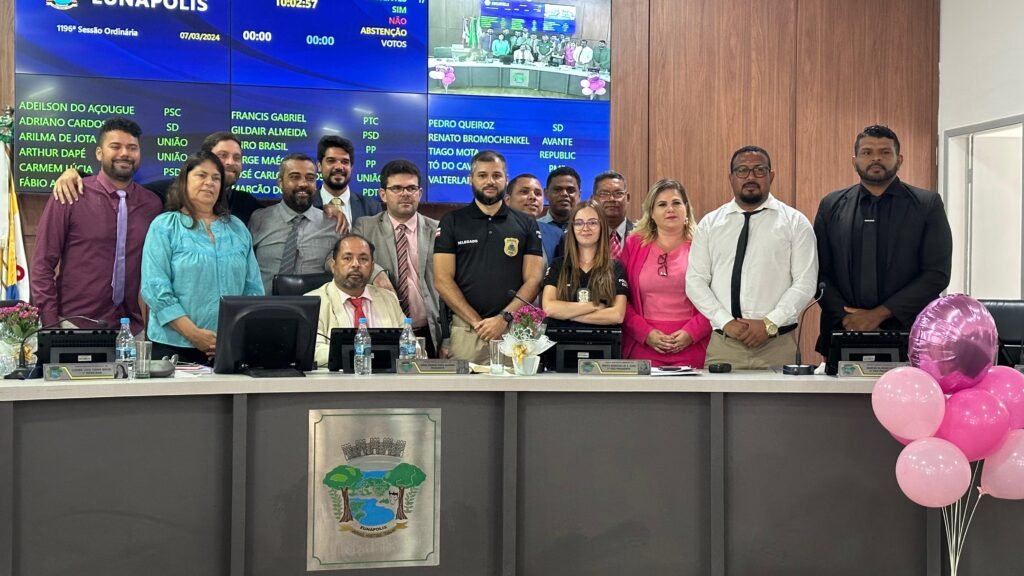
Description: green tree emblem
322,465,363,523
384,463,426,521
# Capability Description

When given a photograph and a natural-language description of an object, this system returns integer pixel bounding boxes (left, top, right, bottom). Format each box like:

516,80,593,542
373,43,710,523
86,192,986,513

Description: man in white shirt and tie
314,135,382,234
686,145,818,369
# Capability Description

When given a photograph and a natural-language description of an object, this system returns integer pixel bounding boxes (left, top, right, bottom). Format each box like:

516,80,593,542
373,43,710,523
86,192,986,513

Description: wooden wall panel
609,0,649,217
794,0,940,363
648,0,797,221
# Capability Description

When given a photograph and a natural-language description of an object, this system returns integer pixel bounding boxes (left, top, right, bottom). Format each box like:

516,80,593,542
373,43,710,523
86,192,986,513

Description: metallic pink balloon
909,294,997,393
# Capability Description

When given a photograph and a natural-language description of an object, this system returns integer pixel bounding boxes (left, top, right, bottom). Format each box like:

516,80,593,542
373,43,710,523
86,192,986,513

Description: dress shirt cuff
710,309,734,331
154,303,188,327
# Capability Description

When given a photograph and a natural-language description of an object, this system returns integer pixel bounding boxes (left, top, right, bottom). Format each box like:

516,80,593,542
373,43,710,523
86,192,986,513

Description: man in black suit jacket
815,125,952,357
314,135,382,233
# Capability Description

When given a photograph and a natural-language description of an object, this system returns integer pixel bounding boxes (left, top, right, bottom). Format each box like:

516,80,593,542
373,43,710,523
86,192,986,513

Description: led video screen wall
13,0,611,202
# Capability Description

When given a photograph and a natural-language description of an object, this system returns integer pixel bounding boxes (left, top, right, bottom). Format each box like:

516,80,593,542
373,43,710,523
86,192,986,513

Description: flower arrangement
500,305,555,374
0,301,40,341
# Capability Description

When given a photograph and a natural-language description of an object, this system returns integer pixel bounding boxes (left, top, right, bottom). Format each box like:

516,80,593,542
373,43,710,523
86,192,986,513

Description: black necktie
730,209,764,319
860,200,879,307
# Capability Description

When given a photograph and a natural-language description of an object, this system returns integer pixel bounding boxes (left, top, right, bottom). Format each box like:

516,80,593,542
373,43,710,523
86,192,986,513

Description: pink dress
618,234,711,367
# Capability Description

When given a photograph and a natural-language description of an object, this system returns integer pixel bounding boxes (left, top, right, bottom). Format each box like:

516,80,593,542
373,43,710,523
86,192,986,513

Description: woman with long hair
541,202,627,327
619,179,711,367
141,152,263,363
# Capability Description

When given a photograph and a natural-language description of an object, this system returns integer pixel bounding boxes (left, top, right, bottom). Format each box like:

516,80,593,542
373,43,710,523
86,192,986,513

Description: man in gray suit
352,159,441,356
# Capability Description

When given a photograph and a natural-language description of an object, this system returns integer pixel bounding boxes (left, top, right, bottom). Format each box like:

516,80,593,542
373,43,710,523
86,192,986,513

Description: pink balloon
975,366,1024,429
909,294,997,393
872,367,945,440
896,438,972,507
980,429,1024,499
935,389,1010,461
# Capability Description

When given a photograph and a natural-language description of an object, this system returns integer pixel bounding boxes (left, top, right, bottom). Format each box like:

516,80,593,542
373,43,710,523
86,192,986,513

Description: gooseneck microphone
506,289,535,309
5,316,110,380
783,282,826,376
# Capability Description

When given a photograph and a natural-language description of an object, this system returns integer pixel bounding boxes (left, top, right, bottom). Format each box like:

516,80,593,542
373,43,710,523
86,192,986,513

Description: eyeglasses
658,253,669,277
593,190,627,200
731,165,770,179
384,185,421,195
573,218,600,229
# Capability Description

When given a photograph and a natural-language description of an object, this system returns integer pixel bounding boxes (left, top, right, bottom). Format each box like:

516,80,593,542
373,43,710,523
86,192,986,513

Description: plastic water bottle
354,318,372,375
115,317,135,379
399,317,417,360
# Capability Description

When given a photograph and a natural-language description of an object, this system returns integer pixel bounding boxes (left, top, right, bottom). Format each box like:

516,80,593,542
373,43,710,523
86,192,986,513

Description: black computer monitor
328,328,403,373
38,329,117,364
213,296,320,375
825,330,910,375
541,326,622,373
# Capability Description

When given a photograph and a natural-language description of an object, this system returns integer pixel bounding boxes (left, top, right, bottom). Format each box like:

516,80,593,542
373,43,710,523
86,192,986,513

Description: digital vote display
231,0,427,92
426,95,609,202
230,87,427,199
13,0,610,202
15,0,230,84
13,74,229,192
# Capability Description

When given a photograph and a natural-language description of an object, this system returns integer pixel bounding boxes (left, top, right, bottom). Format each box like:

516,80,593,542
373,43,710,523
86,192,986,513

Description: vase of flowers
499,305,555,376
0,302,40,371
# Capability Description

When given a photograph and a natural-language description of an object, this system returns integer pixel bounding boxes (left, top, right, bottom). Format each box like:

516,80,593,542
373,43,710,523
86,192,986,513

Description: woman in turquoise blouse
141,152,263,364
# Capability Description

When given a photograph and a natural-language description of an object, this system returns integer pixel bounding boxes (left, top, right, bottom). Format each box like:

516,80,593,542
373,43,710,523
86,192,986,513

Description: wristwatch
763,318,779,337
501,311,513,323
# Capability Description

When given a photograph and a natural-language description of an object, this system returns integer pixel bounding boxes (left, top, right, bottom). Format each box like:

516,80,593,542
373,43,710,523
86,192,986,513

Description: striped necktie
395,223,412,316
279,214,302,275
609,229,622,258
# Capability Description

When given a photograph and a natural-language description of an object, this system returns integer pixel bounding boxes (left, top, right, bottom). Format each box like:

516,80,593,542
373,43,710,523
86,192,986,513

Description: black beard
856,164,899,185
283,190,313,213
473,186,502,206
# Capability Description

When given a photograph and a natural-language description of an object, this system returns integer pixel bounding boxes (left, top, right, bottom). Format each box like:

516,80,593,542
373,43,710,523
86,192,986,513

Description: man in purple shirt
31,117,163,333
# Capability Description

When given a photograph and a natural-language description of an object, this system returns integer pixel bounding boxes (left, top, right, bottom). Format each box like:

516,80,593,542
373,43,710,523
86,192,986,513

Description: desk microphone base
783,364,815,376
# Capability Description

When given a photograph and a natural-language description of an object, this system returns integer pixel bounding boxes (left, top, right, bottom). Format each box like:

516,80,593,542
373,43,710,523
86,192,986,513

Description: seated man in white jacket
306,233,405,367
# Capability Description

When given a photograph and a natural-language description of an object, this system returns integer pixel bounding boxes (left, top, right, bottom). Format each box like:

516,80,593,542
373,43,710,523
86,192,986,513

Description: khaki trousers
705,331,797,370
449,315,491,365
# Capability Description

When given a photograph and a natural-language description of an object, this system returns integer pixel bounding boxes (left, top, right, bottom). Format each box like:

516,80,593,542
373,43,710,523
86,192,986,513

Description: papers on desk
174,363,212,378
651,366,700,376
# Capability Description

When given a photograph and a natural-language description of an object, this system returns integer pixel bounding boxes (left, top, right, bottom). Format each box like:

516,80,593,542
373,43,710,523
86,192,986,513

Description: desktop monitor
541,326,622,373
825,331,910,375
38,329,118,364
213,296,320,375
328,328,403,373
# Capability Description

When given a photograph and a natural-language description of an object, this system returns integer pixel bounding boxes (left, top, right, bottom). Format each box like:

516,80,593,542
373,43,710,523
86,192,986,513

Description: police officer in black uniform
434,150,545,363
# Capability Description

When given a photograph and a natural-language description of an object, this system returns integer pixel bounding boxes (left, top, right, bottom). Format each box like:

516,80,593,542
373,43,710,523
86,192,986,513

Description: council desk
0,372,1019,576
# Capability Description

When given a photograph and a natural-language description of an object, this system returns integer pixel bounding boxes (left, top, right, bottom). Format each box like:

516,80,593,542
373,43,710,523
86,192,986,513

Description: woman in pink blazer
619,179,711,367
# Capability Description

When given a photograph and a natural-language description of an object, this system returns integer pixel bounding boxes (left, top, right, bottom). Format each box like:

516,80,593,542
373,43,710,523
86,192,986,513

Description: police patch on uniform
503,237,519,257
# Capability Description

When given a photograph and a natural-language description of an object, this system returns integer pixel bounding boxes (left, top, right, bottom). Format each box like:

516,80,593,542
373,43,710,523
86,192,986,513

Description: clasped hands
646,329,693,355
722,318,770,348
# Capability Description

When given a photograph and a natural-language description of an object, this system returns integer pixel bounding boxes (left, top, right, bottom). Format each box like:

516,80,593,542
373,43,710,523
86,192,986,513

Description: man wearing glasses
686,145,818,369
591,170,633,257
814,125,951,358
249,153,342,294
352,159,442,357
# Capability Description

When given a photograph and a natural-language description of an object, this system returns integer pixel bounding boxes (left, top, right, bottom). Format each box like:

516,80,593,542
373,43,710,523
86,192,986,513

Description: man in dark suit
815,125,953,357
314,135,382,234
352,159,441,356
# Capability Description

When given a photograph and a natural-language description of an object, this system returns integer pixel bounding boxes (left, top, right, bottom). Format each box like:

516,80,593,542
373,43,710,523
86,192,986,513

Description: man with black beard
687,145,818,369
248,153,342,294
434,150,545,363
814,125,952,357
314,135,382,234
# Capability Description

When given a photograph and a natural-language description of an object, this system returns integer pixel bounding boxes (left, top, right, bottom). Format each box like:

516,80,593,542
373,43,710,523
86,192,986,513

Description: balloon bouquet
872,294,1024,575
429,64,456,93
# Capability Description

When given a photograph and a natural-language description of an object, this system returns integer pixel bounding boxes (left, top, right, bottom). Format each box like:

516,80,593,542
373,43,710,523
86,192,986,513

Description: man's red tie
349,297,365,328
610,230,622,258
